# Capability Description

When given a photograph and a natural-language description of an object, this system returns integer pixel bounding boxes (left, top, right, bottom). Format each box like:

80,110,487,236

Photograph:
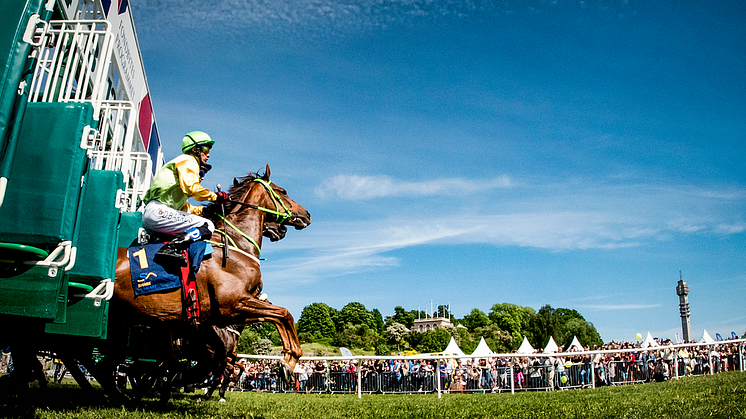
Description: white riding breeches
142,201,215,236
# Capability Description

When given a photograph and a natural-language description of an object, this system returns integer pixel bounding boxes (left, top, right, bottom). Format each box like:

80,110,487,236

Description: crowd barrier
227,338,745,398
2,339,742,398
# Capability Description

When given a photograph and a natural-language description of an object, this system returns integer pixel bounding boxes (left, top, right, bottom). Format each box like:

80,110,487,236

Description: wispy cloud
131,0,636,39
314,174,512,200
579,304,663,310
264,177,746,284
716,222,746,234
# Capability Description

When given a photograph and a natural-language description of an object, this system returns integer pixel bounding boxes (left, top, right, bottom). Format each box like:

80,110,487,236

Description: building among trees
413,316,452,333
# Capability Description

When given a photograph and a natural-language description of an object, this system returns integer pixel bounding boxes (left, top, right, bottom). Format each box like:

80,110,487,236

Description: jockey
142,131,228,266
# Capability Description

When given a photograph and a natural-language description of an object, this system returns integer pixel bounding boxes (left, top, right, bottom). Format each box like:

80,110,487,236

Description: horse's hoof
219,398,226,403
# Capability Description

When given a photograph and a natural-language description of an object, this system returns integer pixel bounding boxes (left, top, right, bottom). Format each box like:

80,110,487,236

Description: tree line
252,302,603,356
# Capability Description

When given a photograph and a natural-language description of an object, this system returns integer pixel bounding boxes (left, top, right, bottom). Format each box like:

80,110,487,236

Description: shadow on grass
0,378,223,419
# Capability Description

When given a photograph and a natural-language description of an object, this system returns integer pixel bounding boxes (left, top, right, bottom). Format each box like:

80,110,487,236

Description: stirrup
154,246,187,267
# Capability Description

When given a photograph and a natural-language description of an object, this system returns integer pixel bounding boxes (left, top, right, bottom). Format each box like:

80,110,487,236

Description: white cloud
716,222,746,234
579,304,663,310
314,174,512,200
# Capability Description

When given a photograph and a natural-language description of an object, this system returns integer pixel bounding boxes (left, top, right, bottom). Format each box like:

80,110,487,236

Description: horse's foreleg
234,298,302,370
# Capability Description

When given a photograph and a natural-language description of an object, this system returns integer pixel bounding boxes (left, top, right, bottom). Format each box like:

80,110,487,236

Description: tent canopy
442,336,465,356
567,336,583,351
700,329,715,344
471,337,494,357
544,336,559,353
516,336,534,354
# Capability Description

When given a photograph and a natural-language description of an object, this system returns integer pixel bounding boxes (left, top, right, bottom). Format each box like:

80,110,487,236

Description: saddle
128,235,211,326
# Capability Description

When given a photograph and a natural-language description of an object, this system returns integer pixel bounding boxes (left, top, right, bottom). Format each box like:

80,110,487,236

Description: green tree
253,338,273,355
417,327,452,353
474,323,513,353
385,322,409,351
561,318,603,348
385,306,420,329
296,302,336,339
339,302,375,330
435,304,451,318
256,322,281,346
237,328,260,354
531,304,559,349
371,308,385,333
335,323,379,351
461,308,492,332
489,303,536,350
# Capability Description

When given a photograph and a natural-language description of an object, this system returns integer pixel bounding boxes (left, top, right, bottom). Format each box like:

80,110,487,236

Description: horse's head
229,164,311,232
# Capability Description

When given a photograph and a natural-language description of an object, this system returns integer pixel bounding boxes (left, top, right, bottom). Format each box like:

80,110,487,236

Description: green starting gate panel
0,102,92,321
119,211,143,248
0,102,92,249
0,264,67,320
45,170,123,338
44,291,109,339
70,169,123,282
0,0,44,144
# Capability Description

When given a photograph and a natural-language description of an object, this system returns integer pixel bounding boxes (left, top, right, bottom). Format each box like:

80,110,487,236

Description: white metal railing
232,338,745,399
121,151,153,212
85,100,150,211
28,21,153,212
28,20,114,114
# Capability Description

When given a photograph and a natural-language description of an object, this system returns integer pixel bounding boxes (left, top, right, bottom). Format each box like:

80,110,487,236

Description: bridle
219,178,293,224
208,178,294,265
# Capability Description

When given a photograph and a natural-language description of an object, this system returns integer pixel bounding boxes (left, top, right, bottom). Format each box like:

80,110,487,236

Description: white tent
544,336,559,353
567,336,583,351
516,336,534,354
641,332,659,348
442,336,465,356
700,329,715,344
471,337,494,357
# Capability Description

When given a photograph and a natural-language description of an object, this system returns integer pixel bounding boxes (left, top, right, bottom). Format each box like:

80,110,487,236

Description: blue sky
130,0,745,344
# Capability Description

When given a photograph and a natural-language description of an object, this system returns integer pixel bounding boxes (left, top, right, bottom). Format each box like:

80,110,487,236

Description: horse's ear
233,178,239,187
263,164,271,181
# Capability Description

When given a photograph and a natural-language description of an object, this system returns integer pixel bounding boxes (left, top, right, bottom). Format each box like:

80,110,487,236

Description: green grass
1,372,745,419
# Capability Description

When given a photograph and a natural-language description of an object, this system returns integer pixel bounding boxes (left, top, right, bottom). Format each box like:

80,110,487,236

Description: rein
223,179,294,224
207,178,293,266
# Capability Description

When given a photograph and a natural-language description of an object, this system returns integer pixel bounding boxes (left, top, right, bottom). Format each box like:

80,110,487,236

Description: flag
340,347,353,358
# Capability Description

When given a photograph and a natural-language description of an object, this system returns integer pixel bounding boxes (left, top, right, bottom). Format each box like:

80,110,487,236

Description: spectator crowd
212,338,744,394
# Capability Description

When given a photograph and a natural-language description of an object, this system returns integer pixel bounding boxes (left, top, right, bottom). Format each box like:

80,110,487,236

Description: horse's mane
223,171,265,215
228,172,262,200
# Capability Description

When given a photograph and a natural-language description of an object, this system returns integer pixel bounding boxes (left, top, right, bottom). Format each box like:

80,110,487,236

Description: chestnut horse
93,165,309,400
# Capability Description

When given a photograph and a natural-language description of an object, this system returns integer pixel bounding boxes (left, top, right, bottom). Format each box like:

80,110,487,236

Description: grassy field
1,372,745,419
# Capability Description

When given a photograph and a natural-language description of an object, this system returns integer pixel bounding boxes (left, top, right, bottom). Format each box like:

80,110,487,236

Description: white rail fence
228,339,745,398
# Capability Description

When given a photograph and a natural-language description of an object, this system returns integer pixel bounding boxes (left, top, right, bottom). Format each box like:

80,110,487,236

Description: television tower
676,271,691,342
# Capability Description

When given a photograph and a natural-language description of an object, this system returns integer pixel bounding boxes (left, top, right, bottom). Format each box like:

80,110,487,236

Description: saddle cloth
128,241,208,297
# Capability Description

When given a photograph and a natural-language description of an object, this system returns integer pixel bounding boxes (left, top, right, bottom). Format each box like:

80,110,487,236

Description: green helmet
181,131,215,154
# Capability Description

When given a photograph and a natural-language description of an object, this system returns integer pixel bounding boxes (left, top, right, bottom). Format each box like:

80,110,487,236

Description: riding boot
154,234,192,267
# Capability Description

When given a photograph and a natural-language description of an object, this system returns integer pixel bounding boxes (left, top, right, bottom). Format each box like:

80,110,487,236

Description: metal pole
591,357,596,389
357,360,362,399
510,360,515,395
740,343,744,372
436,359,441,399
674,350,679,380
709,345,714,375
